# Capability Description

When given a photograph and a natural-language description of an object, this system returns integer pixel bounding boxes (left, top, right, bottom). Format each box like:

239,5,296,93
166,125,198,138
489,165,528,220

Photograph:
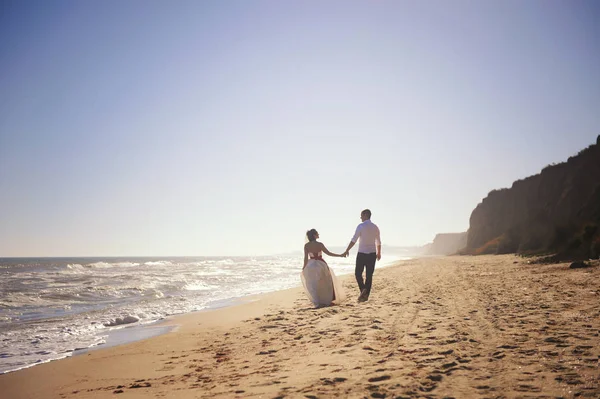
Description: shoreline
1,255,411,375
71,287,301,359
1,255,598,398
0,282,300,376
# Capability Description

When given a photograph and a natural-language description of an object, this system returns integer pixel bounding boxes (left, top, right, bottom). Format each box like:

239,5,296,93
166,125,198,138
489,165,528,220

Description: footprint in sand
367,375,391,382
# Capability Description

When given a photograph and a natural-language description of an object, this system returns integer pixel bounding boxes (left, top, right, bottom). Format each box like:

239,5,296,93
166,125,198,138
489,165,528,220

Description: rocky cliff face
466,135,600,259
427,232,467,255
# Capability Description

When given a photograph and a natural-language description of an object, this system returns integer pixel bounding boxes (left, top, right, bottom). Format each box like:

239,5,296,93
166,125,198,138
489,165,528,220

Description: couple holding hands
301,209,381,307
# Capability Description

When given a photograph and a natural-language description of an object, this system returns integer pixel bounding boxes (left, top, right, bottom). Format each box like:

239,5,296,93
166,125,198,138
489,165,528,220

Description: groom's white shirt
351,219,381,254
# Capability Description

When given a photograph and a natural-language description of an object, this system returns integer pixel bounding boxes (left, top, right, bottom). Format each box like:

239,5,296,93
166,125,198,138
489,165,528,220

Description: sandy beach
1,255,598,398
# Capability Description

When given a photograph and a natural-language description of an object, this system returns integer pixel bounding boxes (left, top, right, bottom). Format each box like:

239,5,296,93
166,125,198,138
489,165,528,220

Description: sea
0,252,411,374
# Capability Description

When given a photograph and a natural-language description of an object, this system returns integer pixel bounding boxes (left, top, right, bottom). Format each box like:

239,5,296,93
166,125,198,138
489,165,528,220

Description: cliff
427,232,467,255
466,135,600,259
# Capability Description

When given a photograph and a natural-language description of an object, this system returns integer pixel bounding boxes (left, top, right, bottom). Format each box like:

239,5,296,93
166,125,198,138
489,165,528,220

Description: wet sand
1,255,599,398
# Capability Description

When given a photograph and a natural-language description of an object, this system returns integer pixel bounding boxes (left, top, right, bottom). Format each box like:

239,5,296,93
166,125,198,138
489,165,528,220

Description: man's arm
375,226,382,261
343,241,356,257
343,225,361,256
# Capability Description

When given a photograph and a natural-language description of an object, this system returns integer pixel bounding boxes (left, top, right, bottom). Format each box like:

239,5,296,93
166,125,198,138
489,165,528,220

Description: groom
342,209,381,302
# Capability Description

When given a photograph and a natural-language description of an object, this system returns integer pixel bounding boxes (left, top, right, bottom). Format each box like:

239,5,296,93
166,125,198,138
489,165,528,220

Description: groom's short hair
361,209,371,219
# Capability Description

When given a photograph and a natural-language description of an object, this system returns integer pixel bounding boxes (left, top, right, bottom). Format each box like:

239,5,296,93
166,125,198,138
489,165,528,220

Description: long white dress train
301,252,345,307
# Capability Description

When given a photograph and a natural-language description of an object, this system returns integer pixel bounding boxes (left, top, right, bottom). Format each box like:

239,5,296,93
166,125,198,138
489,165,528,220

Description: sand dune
1,255,598,398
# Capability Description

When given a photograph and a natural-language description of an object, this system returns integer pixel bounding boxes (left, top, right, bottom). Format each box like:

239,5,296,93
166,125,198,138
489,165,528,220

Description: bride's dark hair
306,229,318,242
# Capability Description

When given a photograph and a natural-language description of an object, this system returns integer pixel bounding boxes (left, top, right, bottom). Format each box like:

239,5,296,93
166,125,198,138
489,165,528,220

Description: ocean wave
183,281,215,291
103,315,139,327
86,262,140,269
194,268,236,276
0,292,59,308
186,260,213,266
143,261,174,267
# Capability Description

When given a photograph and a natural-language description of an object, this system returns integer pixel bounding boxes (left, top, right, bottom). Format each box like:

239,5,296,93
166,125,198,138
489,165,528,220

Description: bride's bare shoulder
305,241,320,252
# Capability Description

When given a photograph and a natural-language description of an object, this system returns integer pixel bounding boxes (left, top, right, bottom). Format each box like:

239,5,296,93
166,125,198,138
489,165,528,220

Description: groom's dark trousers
355,252,377,297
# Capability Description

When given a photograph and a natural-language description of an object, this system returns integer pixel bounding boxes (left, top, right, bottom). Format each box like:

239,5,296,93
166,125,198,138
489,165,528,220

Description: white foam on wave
183,281,215,291
0,319,107,374
103,315,139,327
194,268,236,276
188,260,212,266
87,262,140,269
143,261,174,266
2,353,72,374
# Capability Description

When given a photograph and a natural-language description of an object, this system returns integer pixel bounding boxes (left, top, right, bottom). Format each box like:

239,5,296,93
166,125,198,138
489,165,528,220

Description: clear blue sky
1,1,599,256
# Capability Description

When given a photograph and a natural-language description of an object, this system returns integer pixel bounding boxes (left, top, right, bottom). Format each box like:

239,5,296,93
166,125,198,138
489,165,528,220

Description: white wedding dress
301,252,345,307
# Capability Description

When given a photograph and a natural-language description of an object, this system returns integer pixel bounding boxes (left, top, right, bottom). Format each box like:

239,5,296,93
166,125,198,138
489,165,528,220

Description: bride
301,229,346,307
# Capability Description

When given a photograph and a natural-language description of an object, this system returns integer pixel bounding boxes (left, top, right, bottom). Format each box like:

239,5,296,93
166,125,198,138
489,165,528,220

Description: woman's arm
303,245,309,270
320,242,343,257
